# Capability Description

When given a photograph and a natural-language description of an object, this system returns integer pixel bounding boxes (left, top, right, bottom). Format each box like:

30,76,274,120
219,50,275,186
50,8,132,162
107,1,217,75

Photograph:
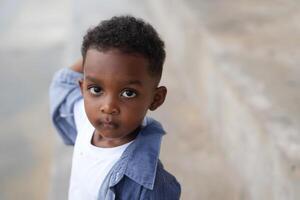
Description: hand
70,58,83,73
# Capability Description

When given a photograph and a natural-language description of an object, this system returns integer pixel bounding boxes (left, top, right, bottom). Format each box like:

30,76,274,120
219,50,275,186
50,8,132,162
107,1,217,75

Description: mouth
101,122,117,129
99,119,118,129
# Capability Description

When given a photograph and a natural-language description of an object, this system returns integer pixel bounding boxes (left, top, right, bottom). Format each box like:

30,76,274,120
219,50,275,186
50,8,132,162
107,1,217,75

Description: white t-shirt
68,99,133,200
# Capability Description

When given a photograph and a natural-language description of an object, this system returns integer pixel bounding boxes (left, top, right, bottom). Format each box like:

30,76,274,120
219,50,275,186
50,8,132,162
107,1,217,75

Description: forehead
84,49,152,82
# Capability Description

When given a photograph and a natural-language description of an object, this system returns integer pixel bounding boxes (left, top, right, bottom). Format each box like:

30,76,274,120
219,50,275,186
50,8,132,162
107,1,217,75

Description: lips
101,122,117,129
98,117,118,129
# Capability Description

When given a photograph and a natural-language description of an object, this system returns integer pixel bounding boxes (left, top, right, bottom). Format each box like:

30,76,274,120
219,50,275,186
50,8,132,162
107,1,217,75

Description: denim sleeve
49,68,83,145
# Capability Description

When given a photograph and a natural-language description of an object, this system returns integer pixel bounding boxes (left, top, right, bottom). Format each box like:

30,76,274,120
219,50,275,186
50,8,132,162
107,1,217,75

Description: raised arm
70,58,83,73
49,59,84,145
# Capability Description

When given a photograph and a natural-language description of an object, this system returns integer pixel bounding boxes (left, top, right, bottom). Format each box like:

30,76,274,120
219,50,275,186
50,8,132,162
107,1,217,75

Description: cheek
83,97,99,122
121,100,150,120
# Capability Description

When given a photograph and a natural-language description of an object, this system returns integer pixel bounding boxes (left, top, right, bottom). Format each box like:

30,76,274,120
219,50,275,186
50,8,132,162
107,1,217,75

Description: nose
100,95,119,115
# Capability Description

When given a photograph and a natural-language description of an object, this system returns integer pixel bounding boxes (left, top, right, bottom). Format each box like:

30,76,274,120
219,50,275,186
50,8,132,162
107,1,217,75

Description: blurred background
0,0,299,199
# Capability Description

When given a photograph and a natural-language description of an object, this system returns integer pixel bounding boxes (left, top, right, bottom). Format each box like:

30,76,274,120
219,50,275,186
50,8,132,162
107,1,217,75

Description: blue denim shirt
49,68,181,199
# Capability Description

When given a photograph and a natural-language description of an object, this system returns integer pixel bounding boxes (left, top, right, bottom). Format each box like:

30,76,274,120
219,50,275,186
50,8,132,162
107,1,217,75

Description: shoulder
147,160,181,200
114,163,181,200
132,161,181,200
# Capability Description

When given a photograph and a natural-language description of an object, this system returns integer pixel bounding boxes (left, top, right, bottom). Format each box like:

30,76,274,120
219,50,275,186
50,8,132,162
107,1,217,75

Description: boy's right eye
88,86,103,96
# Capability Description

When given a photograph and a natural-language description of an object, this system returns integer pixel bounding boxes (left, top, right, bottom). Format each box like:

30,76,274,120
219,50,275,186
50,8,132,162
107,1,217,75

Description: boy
49,15,181,199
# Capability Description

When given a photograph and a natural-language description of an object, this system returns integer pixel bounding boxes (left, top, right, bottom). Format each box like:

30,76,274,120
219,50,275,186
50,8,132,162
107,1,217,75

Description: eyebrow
85,75,143,86
126,80,142,86
85,75,99,83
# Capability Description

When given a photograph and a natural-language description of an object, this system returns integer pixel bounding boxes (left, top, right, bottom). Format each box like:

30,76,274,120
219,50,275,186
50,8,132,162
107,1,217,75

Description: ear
78,79,84,94
149,86,167,111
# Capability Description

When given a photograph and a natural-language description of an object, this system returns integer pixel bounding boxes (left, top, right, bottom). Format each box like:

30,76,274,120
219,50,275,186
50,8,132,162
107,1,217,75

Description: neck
91,126,141,148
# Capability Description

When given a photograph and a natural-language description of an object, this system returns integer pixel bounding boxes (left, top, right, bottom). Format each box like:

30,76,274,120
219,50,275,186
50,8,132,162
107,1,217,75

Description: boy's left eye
121,90,137,98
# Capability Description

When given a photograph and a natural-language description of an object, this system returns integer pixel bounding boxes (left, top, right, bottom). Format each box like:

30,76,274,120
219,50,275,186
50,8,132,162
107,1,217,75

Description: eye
88,86,103,96
121,89,137,98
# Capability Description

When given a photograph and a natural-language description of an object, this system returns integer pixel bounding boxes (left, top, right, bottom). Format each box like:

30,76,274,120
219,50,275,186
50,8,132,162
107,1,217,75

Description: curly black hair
81,15,165,79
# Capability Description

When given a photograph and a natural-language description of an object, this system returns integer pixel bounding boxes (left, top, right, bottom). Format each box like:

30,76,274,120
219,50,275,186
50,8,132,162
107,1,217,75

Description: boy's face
79,49,166,147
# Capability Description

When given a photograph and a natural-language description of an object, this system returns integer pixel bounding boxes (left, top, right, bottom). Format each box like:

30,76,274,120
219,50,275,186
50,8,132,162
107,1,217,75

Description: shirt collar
109,117,165,190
